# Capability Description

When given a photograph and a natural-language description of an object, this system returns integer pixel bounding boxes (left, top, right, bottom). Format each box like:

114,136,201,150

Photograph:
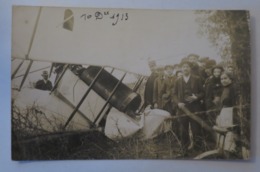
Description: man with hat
153,66,165,109
35,70,53,91
187,53,200,76
161,65,177,114
144,60,159,109
172,60,204,154
198,57,210,82
198,57,209,68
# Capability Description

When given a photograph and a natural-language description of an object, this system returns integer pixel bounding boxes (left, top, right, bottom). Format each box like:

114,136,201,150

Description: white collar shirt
183,75,191,83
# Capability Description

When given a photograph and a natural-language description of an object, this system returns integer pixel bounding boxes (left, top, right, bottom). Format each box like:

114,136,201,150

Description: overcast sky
12,7,221,76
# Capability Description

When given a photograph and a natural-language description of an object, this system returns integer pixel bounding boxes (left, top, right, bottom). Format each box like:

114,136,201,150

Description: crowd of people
143,53,238,154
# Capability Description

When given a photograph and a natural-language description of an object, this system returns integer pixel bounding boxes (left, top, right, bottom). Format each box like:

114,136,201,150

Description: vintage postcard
12,6,251,160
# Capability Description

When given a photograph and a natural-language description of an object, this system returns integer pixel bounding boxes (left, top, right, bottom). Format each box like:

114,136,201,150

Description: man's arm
172,79,179,104
185,76,204,103
172,79,186,109
194,76,205,100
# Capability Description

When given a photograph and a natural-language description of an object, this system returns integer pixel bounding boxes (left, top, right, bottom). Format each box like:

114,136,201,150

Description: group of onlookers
144,53,238,154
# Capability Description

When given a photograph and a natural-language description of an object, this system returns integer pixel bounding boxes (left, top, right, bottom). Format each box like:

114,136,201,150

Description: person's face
200,61,206,68
221,73,232,86
157,68,164,76
213,68,222,78
205,68,212,77
188,56,197,64
177,72,183,78
150,66,156,73
181,64,191,76
165,68,173,75
42,75,48,80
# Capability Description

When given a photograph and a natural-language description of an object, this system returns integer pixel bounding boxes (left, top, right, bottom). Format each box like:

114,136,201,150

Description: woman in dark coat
205,65,224,126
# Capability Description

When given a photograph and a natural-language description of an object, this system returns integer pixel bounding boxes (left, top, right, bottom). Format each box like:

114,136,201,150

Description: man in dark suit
172,61,204,153
35,70,53,91
144,60,159,109
153,66,165,109
161,65,177,115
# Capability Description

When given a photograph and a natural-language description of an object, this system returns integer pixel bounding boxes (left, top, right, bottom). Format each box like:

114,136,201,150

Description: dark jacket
153,75,165,108
220,83,238,107
144,72,158,107
205,76,223,109
172,75,204,107
35,79,53,91
162,75,176,107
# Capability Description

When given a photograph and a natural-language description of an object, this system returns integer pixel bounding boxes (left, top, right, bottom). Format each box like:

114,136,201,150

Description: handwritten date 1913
80,11,129,26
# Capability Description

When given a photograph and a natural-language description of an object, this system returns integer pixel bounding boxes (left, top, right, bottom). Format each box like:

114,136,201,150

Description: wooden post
180,106,215,137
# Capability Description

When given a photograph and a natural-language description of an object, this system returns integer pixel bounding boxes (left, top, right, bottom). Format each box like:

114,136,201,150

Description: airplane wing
12,6,203,76
12,6,154,76
11,6,185,139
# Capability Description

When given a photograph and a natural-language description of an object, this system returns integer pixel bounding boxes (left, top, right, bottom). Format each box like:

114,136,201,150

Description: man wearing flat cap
187,54,200,76
161,65,177,114
35,70,53,91
144,60,159,109
172,60,204,153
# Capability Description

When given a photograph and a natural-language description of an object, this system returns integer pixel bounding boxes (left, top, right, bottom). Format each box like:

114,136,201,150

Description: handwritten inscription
80,11,129,26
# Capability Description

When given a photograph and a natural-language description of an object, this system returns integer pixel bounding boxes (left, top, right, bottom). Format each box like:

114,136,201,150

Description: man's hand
185,94,198,103
213,96,220,105
178,103,185,109
162,94,168,99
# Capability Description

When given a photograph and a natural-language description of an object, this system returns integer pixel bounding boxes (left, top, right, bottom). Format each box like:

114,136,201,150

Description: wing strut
49,64,69,95
18,60,33,91
12,60,24,80
133,75,145,92
49,63,54,78
93,72,127,127
14,66,51,79
26,7,42,60
63,67,105,129
95,67,116,127
16,7,42,91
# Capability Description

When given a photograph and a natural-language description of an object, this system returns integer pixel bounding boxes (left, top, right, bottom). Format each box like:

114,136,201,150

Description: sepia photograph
11,6,251,160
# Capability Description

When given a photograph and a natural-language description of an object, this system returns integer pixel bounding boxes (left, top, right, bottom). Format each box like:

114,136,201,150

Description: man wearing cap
205,59,217,74
35,70,53,91
187,54,200,76
161,65,177,114
143,60,159,109
198,57,210,82
172,61,204,153
153,66,165,109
